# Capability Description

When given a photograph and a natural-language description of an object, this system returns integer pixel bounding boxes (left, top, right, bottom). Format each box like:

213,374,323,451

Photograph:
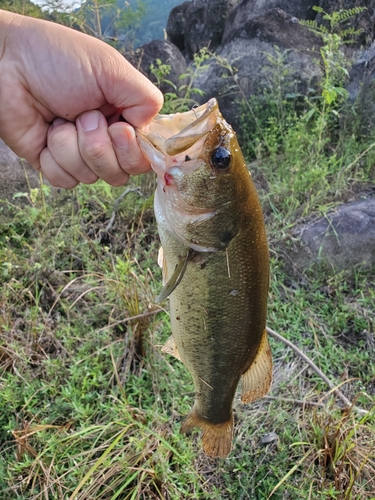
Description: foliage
150,49,210,114
235,7,375,217
300,6,367,43
39,0,146,47
128,0,183,47
0,0,46,18
0,158,374,500
0,0,184,49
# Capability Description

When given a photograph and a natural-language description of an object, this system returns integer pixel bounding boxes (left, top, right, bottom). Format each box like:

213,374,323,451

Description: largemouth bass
136,98,272,458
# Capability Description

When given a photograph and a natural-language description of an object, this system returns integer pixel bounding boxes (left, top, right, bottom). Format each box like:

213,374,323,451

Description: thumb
97,48,164,128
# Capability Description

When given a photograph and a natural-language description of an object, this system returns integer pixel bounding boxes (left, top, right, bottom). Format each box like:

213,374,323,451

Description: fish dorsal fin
161,335,181,361
241,329,272,403
156,249,192,303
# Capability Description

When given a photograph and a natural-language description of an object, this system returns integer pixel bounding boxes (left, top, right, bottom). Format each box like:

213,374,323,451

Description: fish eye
211,147,231,170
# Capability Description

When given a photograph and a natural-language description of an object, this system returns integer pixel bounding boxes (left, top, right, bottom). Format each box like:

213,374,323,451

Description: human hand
0,11,163,188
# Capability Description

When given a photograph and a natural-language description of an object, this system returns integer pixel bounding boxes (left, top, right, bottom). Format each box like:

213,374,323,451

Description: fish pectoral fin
157,247,168,286
161,335,182,361
181,405,233,458
241,329,273,403
156,249,192,302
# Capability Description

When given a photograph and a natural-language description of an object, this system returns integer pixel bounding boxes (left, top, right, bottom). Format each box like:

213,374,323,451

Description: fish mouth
136,98,221,176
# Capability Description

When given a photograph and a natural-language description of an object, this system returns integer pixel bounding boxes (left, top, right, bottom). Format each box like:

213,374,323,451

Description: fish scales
136,98,272,458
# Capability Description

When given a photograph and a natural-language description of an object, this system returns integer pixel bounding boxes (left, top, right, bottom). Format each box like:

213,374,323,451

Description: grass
0,162,374,498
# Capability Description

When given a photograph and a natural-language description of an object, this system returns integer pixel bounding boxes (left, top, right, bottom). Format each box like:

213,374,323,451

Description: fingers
76,111,129,186
39,147,79,189
45,118,98,184
40,111,150,188
108,121,151,176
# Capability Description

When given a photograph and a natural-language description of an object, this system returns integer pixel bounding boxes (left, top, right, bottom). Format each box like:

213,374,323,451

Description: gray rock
166,1,191,53
167,0,239,60
346,43,375,134
289,198,375,270
222,0,316,44
0,139,42,203
192,8,322,134
131,39,188,95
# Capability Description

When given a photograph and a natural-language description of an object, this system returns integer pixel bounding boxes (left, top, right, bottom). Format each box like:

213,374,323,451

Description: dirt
0,139,43,205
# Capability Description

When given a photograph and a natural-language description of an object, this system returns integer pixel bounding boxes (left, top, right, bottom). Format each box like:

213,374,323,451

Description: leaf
13,192,29,199
304,108,316,123
322,87,337,105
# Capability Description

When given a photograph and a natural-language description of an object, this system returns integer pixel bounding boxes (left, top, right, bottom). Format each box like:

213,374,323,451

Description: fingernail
111,129,129,150
79,111,100,131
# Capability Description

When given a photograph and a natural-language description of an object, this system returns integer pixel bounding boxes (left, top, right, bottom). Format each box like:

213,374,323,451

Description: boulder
166,1,191,54
0,139,42,203
192,8,322,134
130,39,188,95
346,44,375,134
167,0,238,60
289,197,375,270
222,0,317,43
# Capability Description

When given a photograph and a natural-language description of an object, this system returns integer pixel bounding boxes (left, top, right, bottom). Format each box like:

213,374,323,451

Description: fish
136,98,272,458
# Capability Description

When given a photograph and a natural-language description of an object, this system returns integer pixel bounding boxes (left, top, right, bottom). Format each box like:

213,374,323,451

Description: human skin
0,10,163,188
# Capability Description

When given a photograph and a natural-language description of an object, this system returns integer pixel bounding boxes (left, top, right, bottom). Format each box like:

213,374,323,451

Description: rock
0,139,42,203
222,6,321,49
192,8,322,134
346,43,375,134
166,1,191,53
167,0,238,60
131,39,188,95
222,0,317,43
289,198,375,270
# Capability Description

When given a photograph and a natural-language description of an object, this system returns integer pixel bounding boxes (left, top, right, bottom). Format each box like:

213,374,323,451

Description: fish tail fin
181,406,233,458
241,328,273,403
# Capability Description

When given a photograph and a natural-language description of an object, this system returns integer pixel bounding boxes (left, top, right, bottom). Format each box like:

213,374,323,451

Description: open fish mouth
135,98,221,176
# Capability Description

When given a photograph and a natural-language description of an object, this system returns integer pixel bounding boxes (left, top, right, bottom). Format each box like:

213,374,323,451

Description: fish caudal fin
181,406,233,458
241,328,273,403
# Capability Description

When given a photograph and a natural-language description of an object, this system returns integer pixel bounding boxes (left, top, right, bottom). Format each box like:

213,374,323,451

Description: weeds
233,7,375,219
150,49,210,114
1,169,374,498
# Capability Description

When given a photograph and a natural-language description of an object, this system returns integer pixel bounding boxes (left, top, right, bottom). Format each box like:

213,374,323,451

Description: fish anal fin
241,329,272,404
161,335,181,361
156,249,192,303
181,405,233,458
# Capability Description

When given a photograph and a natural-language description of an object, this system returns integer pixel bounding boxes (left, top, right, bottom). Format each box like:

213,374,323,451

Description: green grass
0,162,374,499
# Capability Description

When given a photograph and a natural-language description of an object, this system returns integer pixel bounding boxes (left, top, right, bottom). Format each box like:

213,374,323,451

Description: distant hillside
129,0,187,47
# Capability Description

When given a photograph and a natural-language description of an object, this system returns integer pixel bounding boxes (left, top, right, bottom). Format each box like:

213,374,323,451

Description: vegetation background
0,1,374,499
